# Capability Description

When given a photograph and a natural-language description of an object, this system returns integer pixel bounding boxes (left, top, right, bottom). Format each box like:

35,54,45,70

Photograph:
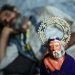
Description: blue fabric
10,35,38,62
40,54,75,75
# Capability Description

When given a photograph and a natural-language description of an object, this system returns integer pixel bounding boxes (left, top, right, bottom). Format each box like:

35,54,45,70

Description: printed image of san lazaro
38,17,75,75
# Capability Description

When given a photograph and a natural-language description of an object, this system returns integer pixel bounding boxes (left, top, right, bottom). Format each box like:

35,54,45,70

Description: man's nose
52,46,57,51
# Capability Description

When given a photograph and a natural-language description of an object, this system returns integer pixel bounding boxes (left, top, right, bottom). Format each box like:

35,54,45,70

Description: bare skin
0,20,30,61
0,8,18,60
0,27,14,60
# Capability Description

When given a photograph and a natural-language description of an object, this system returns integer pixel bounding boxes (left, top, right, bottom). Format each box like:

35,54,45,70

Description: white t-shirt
0,44,18,69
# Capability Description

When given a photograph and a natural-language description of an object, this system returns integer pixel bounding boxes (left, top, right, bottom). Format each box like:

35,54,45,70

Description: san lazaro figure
39,17,75,75
40,37,75,75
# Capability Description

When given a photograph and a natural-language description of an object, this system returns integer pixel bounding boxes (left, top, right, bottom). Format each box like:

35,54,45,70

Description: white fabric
66,45,75,59
30,25,43,60
32,6,74,33
0,44,18,69
45,27,63,40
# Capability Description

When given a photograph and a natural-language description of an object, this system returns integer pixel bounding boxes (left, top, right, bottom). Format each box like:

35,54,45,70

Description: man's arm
0,27,14,61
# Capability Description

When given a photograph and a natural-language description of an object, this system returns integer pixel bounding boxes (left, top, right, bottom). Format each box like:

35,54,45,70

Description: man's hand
1,26,15,35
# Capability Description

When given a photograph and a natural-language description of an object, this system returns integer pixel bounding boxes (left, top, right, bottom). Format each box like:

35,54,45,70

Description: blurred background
0,0,75,19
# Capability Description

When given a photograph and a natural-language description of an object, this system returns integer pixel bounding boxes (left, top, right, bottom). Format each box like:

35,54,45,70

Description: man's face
49,40,61,52
0,10,17,24
48,40,65,58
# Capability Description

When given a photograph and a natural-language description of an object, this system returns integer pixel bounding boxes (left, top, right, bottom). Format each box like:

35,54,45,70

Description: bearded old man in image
39,17,75,75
